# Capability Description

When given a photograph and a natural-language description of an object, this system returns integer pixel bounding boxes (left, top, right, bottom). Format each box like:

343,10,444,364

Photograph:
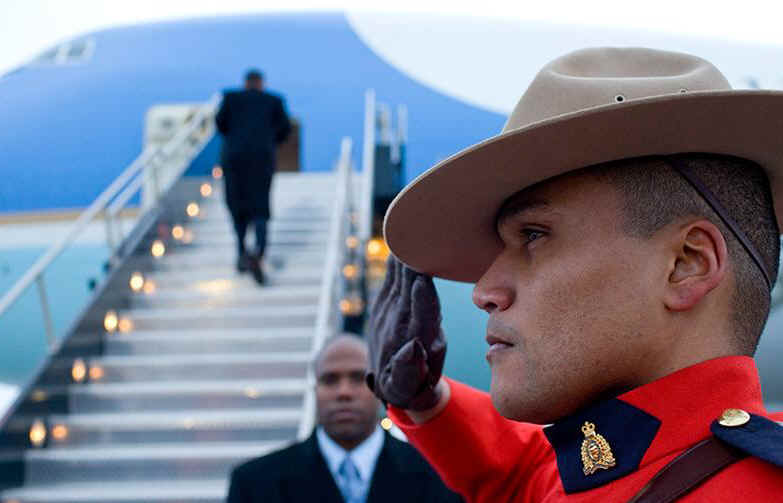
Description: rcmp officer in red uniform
365,47,783,501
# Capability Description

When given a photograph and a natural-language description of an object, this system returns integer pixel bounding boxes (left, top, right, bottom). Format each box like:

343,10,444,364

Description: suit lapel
366,433,424,503
289,433,345,503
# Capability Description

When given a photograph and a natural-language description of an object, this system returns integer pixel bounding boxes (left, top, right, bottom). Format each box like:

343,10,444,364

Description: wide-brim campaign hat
383,47,783,283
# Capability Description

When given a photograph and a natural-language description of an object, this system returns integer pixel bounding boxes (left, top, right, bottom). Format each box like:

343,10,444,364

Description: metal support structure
35,276,55,348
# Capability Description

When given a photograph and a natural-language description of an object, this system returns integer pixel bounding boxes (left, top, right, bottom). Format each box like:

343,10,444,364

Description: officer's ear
663,219,728,311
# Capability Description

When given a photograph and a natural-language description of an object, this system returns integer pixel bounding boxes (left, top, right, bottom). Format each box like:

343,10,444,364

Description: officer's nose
473,254,514,313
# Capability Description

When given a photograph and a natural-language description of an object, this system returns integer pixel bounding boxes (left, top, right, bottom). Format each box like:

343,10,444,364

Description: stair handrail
0,93,220,347
298,136,354,440
359,89,376,243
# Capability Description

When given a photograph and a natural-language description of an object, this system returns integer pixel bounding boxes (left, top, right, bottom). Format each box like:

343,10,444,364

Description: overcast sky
3,0,783,75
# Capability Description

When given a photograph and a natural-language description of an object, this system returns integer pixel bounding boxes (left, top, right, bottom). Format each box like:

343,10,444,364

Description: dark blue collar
543,397,661,493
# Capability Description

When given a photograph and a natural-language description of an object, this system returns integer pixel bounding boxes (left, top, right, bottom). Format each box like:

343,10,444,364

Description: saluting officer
366,47,783,502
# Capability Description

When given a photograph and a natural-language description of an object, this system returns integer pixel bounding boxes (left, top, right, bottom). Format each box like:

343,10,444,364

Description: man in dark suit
227,333,462,503
215,69,291,284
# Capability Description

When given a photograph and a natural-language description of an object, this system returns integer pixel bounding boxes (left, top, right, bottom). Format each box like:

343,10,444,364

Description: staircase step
138,249,327,270
8,407,300,448
190,220,333,232
100,329,313,355
44,352,311,384
190,208,331,224
21,440,285,484
140,267,323,291
114,304,318,330
60,378,307,413
172,233,330,247
139,229,330,248
0,479,228,503
129,284,320,309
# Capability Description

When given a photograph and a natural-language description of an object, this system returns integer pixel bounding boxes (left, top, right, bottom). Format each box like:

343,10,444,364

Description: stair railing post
360,89,376,243
35,275,56,348
104,208,117,258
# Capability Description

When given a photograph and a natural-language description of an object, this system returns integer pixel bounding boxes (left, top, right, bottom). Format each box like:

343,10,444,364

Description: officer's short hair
588,154,780,354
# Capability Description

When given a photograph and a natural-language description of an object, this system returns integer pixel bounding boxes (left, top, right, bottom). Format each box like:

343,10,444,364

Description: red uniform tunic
389,356,783,502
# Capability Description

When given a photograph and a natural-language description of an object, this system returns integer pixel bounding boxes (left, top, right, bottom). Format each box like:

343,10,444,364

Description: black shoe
237,254,250,273
248,255,265,285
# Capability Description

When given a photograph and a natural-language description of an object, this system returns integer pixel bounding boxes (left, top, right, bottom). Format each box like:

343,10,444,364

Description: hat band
664,157,773,292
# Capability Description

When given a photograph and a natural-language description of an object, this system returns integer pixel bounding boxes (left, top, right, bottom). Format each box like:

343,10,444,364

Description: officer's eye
521,228,545,244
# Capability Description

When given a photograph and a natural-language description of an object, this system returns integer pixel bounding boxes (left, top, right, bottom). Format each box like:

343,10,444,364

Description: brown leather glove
365,255,446,411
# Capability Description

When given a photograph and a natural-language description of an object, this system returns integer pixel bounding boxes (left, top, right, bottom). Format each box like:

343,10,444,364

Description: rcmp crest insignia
580,422,617,475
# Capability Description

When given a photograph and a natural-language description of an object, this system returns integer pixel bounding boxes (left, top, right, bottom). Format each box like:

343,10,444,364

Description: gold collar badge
581,422,617,475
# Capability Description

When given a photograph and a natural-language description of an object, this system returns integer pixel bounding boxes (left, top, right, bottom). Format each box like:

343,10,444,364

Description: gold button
718,408,750,427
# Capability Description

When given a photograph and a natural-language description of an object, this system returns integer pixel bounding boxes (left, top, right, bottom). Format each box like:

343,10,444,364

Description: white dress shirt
316,425,385,496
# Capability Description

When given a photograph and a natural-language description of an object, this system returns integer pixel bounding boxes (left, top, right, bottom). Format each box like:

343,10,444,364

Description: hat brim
383,90,783,283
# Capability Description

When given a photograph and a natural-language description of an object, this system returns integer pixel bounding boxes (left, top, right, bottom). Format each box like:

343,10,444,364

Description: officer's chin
490,378,566,425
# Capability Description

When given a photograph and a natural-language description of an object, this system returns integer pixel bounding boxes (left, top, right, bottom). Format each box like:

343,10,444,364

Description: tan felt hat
383,47,783,283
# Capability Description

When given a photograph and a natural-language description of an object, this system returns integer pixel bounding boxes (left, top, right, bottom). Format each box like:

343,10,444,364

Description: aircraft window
37,48,59,63
67,43,87,59
33,38,95,66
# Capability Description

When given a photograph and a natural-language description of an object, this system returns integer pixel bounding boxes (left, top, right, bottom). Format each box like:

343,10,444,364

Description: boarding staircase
0,173,339,502
0,89,405,502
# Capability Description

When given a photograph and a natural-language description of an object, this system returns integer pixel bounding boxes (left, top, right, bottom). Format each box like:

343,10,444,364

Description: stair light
118,317,133,333
129,272,144,292
339,296,365,316
212,165,223,179
366,238,390,261
29,419,47,448
151,240,166,258
31,390,48,402
196,278,233,294
346,236,359,249
104,310,119,332
244,388,261,399
71,359,87,383
89,365,105,381
143,279,157,294
342,264,359,280
186,202,200,217
381,417,393,431
200,183,213,197
172,225,185,240
51,424,69,442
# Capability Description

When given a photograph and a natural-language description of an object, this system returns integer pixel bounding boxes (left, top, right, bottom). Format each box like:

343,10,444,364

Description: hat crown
504,47,732,133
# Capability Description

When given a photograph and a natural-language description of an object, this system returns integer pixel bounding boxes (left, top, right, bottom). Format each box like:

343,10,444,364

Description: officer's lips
486,333,514,363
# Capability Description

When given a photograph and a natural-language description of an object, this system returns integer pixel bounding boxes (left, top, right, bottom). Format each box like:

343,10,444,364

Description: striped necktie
337,455,365,503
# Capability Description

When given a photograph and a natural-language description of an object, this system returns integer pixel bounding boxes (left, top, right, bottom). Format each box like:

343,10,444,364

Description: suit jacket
227,431,464,503
215,89,291,218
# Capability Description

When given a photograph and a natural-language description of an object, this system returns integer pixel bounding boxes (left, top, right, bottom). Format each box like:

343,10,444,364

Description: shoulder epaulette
710,409,783,469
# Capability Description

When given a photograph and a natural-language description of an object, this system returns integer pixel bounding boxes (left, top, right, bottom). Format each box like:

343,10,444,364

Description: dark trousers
231,213,268,258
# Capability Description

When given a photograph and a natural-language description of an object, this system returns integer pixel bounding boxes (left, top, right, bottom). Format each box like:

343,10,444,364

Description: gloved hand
365,255,447,411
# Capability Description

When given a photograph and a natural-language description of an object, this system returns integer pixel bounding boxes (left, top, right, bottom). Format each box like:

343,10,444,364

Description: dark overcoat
215,89,291,219
226,431,464,503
